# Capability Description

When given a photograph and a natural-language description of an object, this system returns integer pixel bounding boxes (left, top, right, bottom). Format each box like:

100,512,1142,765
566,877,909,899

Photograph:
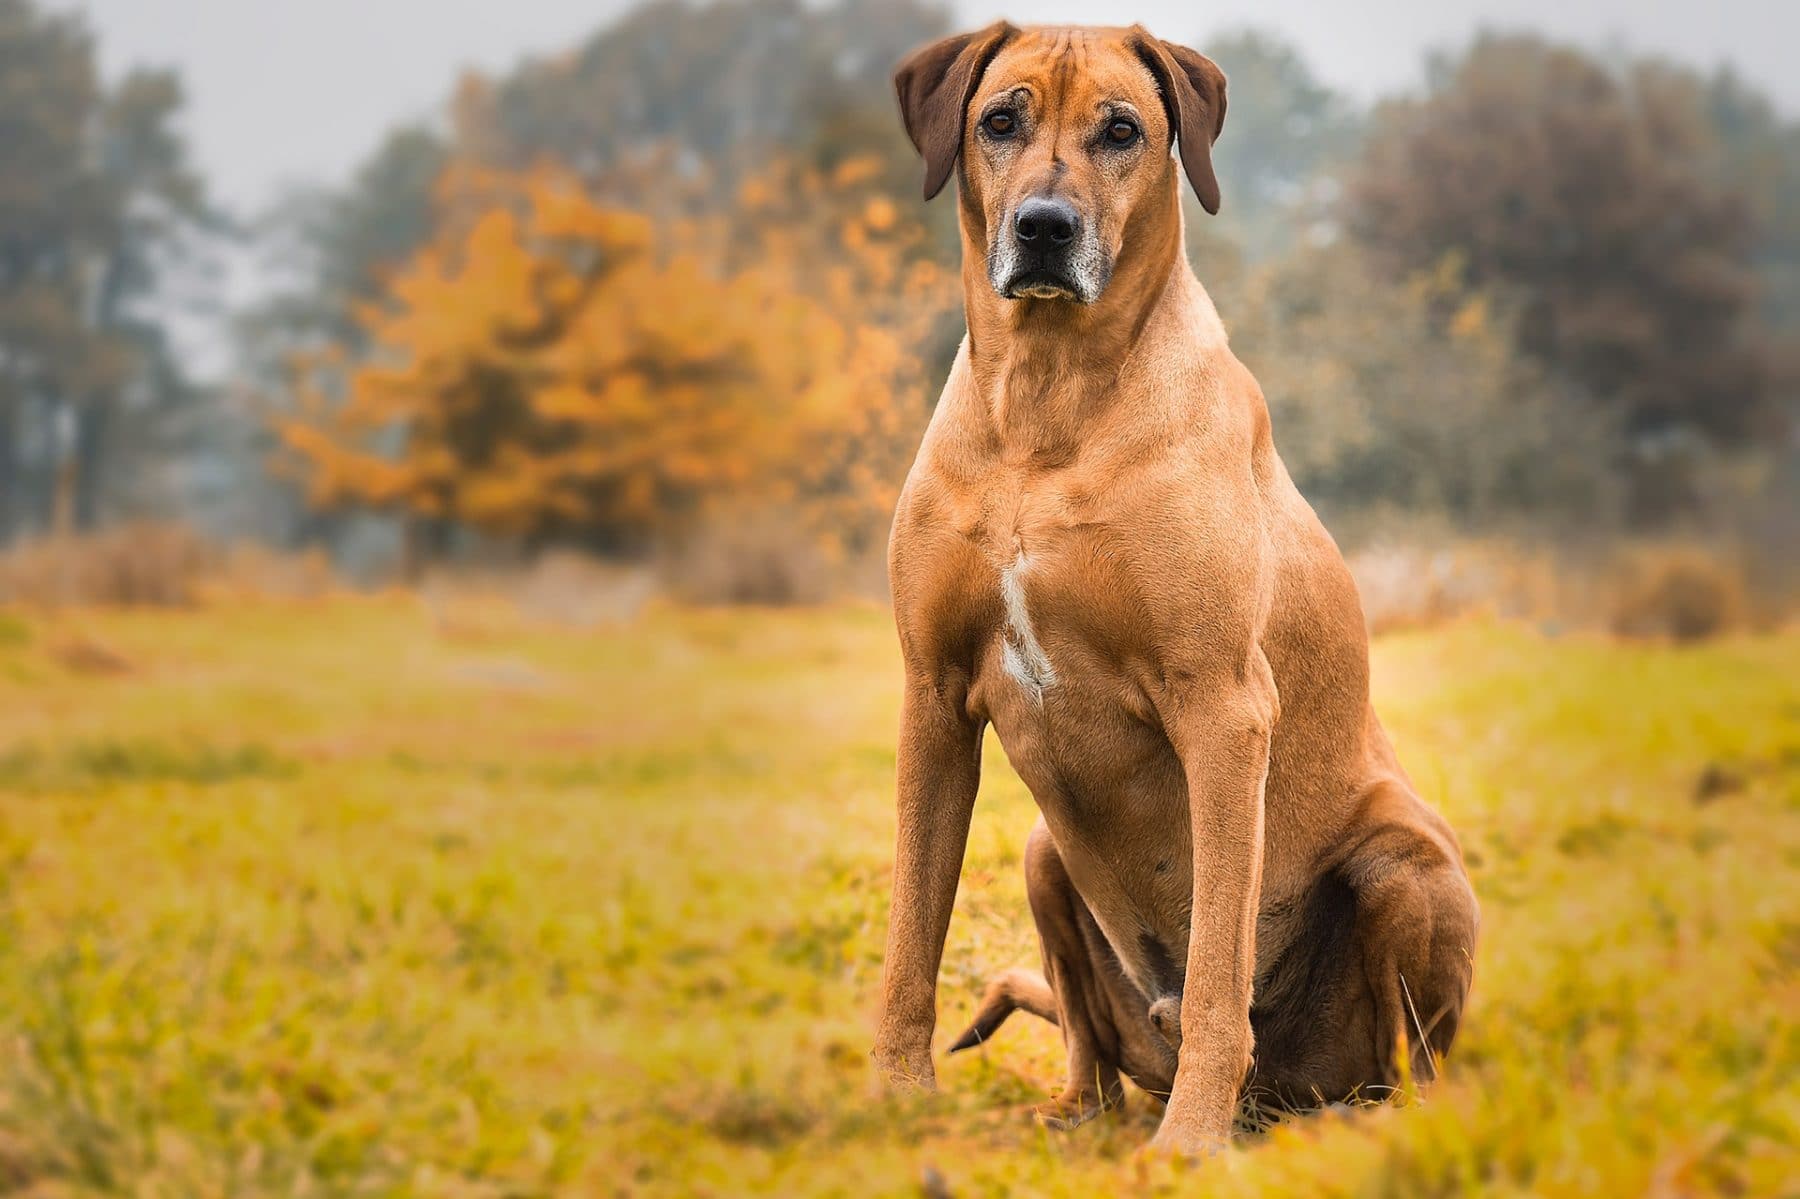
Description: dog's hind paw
1147,994,1183,1049
1032,1085,1123,1131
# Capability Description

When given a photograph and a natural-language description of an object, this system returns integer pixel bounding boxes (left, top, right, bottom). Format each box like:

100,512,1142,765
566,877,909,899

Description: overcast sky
50,0,1798,217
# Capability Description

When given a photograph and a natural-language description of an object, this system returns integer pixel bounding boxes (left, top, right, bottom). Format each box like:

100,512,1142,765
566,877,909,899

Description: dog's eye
1105,118,1140,146
982,111,1017,137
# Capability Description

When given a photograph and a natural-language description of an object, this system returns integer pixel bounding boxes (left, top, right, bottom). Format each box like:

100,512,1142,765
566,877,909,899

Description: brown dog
871,23,1479,1155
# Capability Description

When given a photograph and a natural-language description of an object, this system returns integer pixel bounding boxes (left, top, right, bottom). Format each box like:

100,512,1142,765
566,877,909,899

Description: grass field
0,596,1794,1196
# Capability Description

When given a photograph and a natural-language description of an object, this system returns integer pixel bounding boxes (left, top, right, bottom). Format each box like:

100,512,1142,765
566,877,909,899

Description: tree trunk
49,398,76,538
73,400,109,530
0,403,14,548
403,515,451,583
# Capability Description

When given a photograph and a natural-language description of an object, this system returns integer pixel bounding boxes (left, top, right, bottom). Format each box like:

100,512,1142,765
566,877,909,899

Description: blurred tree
260,0,943,353
243,125,449,358
231,126,448,550
1699,70,1800,567
449,0,959,286
0,0,211,543
1346,35,1782,524
1702,67,1800,367
253,0,951,370
453,0,943,190
82,66,215,526
1199,29,1361,261
1224,244,1617,530
278,164,951,566
246,0,954,561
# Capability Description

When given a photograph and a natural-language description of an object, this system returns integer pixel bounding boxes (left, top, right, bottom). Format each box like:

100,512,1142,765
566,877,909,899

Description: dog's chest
980,542,1112,717
997,548,1057,700
964,484,1195,921
961,476,1150,716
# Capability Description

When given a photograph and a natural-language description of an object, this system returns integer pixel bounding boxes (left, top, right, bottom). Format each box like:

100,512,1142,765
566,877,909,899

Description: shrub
658,512,837,606
1609,547,1748,643
0,525,220,607
1349,536,1766,642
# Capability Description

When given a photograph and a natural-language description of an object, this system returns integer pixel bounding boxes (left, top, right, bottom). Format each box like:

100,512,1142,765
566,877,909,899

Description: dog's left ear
894,22,1017,201
1130,29,1229,215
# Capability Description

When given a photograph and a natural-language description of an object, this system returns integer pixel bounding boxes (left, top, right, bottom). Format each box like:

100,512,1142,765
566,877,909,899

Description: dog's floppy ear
1129,29,1228,215
894,22,1016,201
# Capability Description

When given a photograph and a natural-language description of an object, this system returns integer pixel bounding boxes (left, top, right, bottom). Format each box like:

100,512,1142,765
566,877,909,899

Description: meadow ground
0,596,1794,1196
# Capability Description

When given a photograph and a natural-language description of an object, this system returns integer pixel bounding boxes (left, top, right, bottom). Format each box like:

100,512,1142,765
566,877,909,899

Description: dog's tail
947,968,1059,1053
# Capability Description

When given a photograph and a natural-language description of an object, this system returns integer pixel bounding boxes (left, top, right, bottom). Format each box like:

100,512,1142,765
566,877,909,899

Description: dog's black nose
1014,197,1078,246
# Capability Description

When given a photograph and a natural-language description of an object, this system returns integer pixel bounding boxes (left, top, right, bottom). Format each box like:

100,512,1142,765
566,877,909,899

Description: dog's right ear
894,22,1016,201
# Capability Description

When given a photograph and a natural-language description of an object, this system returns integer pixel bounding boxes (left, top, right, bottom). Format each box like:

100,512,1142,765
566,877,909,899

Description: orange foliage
279,159,956,559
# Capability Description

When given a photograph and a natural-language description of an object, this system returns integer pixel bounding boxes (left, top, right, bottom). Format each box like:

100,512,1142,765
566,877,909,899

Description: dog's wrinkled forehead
971,28,1171,145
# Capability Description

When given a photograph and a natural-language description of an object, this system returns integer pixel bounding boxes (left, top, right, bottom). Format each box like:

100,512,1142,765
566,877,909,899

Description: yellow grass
0,597,1794,1195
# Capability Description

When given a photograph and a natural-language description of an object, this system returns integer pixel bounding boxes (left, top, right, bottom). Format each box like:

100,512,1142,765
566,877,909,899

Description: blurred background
1,0,1795,626
0,2,1796,1195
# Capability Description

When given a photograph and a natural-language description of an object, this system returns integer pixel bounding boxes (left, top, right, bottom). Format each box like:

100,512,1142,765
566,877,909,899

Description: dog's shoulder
888,384,994,642
893,346,993,517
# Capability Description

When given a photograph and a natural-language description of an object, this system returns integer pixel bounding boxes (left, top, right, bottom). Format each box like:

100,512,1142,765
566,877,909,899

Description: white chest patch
999,552,1057,702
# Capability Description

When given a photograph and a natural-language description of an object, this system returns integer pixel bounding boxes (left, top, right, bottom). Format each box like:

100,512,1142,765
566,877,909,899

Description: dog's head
895,24,1227,305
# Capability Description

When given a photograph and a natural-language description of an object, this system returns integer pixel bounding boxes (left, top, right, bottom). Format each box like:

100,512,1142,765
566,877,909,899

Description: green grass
0,596,1794,1195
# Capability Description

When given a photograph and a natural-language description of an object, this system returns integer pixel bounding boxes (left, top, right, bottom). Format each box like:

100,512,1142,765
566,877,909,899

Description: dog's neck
956,168,1222,460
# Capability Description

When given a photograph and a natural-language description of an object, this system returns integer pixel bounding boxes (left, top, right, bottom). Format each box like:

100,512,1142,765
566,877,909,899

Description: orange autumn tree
717,154,959,550
279,162,954,561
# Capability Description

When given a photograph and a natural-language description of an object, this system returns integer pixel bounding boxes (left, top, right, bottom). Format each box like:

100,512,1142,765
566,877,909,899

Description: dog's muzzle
992,196,1109,303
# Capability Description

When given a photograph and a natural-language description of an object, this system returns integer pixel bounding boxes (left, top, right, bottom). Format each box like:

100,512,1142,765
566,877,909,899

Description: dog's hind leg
1014,820,1177,1128
946,821,1176,1126
948,968,1058,1052
1246,783,1477,1113
1023,821,1122,1128
1340,807,1478,1093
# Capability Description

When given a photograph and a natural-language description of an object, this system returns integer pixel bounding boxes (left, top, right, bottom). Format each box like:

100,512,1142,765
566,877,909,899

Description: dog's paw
1147,994,1183,1049
1142,1122,1231,1162
1031,1085,1122,1132
870,1045,937,1094
1144,1101,1233,1161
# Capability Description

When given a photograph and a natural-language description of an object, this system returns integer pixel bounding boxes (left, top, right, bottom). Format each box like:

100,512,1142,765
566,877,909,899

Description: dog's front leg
872,675,983,1091
1150,656,1276,1155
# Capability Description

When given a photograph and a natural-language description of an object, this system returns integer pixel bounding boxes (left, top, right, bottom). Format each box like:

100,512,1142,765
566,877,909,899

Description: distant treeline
2,0,1796,573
